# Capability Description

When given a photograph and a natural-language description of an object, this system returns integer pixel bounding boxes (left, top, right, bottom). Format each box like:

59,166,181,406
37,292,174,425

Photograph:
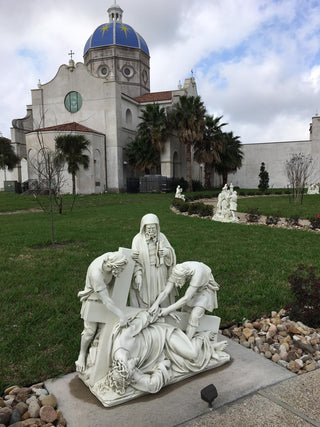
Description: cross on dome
108,3,123,23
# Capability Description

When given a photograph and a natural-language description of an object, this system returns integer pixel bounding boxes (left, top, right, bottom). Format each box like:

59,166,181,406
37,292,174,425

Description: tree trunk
186,142,192,192
204,163,212,190
222,172,228,186
72,173,76,195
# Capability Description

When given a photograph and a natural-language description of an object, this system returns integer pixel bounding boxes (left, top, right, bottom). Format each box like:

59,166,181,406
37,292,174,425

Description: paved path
44,335,320,427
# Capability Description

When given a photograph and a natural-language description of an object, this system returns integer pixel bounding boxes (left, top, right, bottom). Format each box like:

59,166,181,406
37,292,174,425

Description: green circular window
64,91,82,113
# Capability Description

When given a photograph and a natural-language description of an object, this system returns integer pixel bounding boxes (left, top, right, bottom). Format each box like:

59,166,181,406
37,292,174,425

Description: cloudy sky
1,0,320,143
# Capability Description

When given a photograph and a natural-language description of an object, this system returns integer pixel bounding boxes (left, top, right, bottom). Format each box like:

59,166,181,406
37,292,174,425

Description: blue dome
84,22,149,56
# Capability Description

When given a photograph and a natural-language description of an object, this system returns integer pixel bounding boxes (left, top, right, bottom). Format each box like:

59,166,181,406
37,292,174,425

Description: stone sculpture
175,185,185,201
75,251,128,373
307,183,320,195
76,216,230,407
150,262,219,339
130,213,176,308
212,183,239,223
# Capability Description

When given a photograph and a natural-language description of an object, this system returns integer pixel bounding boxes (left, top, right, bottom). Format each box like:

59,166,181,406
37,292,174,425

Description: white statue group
76,213,230,406
212,183,239,223
307,183,320,195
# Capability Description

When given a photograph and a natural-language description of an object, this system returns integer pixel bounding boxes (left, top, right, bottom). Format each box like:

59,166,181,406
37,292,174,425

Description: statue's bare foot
213,341,227,352
75,355,86,372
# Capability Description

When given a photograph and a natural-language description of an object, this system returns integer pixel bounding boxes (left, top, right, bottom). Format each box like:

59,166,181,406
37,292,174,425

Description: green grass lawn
0,191,319,391
237,194,320,219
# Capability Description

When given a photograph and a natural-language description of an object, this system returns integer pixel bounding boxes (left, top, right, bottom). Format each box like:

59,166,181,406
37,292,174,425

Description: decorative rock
0,407,12,425
0,399,4,408
26,396,37,405
16,388,30,403
35,388,48,397
242,328,253,340
9,408,21,424
264,351,272,359
21,411,30,421
40,406,57,423
272,353,280,363
28,399,40,418
21,418,43,426
241,340,250,348
9,422,24,427
39,394,57,408
14,402,28,416
5,386,18,395
287,350,300,361
306,361,317,372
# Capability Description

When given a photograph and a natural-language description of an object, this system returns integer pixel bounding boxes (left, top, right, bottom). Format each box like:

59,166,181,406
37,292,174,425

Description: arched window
126,108,132,126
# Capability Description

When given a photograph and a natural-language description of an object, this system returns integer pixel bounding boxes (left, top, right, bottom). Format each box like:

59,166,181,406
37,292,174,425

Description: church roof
84,22,149,56
30,122,104,135
134,91,172,103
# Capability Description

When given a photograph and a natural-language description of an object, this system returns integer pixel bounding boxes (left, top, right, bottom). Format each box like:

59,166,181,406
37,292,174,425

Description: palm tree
126,135,160,174
55,134,90,195
193,115,226,189
0,137,19,181
214,131,243,185
170,95,206,191
138,103,168,152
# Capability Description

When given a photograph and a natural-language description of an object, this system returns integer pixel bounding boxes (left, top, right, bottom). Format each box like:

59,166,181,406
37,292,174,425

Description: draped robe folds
104,311,223,395
131,232,176,308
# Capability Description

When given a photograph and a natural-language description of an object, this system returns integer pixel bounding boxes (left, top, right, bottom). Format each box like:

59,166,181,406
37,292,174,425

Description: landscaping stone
39,394,57,408
221,309,320,375
39,406,57,423
0,383,66,427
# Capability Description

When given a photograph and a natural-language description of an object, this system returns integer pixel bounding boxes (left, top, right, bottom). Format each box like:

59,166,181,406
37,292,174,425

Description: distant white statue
130,213,176,308
175,185,185,201
213,183,239,223
76,218,230,407
307,183,320,195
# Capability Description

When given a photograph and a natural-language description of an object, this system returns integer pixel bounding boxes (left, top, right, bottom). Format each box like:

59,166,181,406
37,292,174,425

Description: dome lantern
107,3,123,23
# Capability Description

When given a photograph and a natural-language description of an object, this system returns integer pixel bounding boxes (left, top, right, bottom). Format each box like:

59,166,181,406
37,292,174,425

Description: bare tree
29,130,67,244
285,153,313,204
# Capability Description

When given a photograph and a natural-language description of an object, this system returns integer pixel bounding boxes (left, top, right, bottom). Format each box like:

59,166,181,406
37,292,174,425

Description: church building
6,3,198,194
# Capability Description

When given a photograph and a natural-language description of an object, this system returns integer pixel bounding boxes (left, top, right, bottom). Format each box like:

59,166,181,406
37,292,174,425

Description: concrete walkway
45,335,320,427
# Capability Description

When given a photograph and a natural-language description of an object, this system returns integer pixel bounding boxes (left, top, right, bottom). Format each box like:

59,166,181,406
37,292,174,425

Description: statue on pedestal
76,214,230,407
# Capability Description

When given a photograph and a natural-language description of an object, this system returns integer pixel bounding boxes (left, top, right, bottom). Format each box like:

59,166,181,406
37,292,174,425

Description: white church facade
2,3,320,193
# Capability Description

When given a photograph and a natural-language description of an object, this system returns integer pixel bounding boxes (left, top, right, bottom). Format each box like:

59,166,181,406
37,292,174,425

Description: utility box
4,181,21,193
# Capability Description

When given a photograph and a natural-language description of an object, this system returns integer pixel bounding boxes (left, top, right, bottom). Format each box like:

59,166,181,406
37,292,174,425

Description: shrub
286,265,320,328
245,207,261,223
199,204,213,217
275,190,282,195
239,191,247,196
192,180,204,192
285,215,300,227
172,198,189,212
258,162,269,191
309,214,320,230
264,191,271,195
188,202,203,215
265,212,281,226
